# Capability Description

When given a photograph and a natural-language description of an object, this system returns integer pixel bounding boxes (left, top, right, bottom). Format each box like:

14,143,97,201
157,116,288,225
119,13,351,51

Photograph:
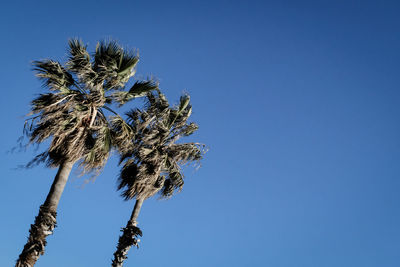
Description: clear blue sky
1,0,400,266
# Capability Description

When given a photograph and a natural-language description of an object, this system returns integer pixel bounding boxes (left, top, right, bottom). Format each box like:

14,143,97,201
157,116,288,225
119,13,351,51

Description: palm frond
162,160,184,198
129,80,159,96
166,143,205,163
66,39,96,87
33,60,74,92
111,80,158,106
93,40,139,90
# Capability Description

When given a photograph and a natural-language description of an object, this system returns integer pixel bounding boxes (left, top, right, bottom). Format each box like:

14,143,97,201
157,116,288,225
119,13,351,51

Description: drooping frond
118,159,165,200
161,159,184,198
110,115,134,158
166,143,204,163
80,124,112,173
33,60,74,92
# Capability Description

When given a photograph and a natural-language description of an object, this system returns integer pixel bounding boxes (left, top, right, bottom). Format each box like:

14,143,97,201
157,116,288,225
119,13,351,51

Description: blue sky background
1,0,400,266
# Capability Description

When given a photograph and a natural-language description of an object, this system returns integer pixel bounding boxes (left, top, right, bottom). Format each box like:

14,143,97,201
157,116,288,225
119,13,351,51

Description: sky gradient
1,0,400,266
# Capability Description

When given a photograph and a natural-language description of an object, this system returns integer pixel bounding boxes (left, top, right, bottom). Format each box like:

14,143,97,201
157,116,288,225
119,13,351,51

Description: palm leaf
110,80,158,106
93,40,139,90
67,39,96,87
33,60,74,91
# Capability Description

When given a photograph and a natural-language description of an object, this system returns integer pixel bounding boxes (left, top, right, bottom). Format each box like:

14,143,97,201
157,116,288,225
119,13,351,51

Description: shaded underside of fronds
25,89,111,173
118,160,165,200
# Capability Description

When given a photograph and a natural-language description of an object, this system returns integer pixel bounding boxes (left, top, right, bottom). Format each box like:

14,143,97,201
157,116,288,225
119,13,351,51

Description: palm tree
16,39,157,267
111,91,206,267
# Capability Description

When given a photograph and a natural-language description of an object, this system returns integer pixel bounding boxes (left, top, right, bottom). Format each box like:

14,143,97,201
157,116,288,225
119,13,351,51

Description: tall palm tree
111,91,206,267
16,39,157,267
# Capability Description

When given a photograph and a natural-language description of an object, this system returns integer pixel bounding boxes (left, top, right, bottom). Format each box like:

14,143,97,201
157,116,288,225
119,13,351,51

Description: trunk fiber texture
15,205,57,267
112,199,144,267
16,161,74,267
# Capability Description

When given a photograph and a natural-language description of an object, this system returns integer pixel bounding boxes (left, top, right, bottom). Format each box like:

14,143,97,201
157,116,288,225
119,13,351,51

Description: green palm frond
111,80,159,106
129,80,159,95
117,50,139,76
93,40,139,90
178,94,190,113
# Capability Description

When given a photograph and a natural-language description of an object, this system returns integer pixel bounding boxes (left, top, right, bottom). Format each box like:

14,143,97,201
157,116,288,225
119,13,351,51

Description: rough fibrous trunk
15,206,57,267
112,198,144,267
112,223,142,267
16,161,73,267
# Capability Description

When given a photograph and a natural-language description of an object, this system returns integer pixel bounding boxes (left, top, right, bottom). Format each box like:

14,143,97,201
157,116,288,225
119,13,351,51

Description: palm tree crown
114,90,205,200
26,39,157,172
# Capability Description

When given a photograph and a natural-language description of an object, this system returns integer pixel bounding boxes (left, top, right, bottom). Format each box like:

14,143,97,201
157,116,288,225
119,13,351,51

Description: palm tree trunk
16,160,74,267
112,198,144,267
